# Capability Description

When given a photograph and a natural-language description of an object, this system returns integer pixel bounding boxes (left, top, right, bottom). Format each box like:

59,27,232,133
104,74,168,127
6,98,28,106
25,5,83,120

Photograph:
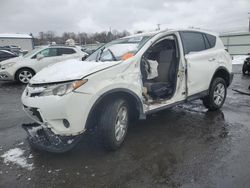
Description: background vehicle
0,45,23,55
0,33,34,52
242,53,250,75
0,45,88,83
0,50,18,62
21,29,233,153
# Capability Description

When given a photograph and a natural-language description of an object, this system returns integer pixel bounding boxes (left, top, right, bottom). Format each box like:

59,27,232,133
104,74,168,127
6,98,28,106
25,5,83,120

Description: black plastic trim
146,100,185,114
186,90,208,101
145,89,208,115
86,88,146,129
211,66,231,86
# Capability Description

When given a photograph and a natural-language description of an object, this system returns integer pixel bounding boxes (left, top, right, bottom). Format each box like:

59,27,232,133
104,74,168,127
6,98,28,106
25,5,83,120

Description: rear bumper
22,123,82,153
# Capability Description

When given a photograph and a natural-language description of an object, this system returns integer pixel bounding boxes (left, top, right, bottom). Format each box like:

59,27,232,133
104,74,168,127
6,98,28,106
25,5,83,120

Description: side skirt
144,90,208,115
186,90,208,101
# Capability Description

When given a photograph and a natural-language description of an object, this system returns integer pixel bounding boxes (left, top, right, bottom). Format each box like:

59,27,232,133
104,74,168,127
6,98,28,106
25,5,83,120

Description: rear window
205,34,216,48
180,32,206,54
57,48,76,55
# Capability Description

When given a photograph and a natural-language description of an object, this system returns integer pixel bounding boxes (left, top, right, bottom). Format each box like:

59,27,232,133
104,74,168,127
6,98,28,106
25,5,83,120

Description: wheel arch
85,88,145,130
210,67,230,87
14,67,36,81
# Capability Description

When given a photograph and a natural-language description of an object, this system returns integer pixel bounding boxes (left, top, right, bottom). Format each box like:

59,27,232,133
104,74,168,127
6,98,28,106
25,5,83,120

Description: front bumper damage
0,70,14,81
22,123,83,153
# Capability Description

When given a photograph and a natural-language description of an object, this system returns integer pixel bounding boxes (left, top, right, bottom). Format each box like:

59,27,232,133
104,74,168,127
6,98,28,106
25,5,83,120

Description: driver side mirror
36,54,44,60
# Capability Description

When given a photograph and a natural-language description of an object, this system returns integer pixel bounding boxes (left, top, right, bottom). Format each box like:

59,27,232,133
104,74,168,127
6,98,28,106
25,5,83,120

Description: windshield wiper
107,49,117,61
96,47,117,62
96,47,105,62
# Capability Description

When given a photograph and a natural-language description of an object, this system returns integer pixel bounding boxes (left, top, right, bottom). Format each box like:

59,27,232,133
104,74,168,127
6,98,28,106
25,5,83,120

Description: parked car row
0,49,18,62
0,45,88,83
0,45,28,57
19,29,233,153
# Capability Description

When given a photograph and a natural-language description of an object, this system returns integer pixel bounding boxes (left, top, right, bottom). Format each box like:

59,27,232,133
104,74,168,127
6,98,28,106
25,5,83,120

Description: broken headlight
39,80,87,97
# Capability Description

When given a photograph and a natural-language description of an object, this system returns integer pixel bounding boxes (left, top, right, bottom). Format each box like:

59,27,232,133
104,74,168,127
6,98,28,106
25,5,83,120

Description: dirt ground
0,65,249,188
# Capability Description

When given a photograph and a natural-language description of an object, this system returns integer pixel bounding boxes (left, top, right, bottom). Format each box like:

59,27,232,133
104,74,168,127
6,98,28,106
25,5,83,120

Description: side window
35,48,57,58
57,48,76,56
48,48,57,57
180,32,206,54
205,34,216,48
39,49,50,57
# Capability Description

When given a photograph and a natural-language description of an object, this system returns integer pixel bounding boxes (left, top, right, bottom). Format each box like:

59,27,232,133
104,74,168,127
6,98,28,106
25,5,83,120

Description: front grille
30,92,42,97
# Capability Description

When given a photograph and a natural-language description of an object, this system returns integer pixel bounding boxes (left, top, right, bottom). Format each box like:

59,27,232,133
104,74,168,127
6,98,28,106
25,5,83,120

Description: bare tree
34,30,131,46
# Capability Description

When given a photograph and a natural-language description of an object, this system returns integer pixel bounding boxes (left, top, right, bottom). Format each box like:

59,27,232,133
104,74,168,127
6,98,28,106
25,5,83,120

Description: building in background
0,33,34,52
220,32,250,55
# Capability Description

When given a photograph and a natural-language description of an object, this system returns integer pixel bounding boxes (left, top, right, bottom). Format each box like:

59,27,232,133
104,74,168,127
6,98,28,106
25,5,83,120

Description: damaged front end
22,123,82,153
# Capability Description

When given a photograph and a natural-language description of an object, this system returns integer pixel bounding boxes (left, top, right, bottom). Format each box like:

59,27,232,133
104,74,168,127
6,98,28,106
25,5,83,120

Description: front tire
202,77,227,111
16,68,35,84
98,98,129,151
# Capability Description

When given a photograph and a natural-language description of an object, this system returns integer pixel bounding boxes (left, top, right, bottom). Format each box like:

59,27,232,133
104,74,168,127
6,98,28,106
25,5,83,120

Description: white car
0,45,88,83
21,29,233,153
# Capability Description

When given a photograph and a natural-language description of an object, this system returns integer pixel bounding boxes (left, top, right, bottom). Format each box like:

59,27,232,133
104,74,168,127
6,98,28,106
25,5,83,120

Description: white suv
21,29,233,153
0,45,88,83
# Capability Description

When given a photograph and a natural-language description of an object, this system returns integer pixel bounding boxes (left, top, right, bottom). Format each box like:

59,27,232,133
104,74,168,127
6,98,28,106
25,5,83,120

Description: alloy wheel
114,106,128,142
213,83,225,106
19,70,33,83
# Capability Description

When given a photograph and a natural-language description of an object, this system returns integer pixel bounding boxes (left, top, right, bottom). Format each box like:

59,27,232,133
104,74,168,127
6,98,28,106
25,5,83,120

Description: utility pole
248,13,250,32
156,24,161,31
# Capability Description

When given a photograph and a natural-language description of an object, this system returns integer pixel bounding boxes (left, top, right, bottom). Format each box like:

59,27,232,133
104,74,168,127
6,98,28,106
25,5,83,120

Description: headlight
39,79,87,97
1,62,16,69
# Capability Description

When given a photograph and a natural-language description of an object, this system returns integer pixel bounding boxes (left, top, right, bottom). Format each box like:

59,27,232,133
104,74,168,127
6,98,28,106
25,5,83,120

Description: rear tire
202,77,227,111
16,68,35,84
98,98,129,151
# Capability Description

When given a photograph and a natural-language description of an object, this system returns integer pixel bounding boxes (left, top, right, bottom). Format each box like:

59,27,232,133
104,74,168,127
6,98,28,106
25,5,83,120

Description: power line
248,12,250,32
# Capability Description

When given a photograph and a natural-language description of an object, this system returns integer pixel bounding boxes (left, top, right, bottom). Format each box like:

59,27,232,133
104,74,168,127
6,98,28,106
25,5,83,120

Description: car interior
140,35,180,102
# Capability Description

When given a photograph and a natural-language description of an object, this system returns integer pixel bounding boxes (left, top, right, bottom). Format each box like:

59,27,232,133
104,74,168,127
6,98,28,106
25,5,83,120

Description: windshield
86,36,152,62
23,47,44,58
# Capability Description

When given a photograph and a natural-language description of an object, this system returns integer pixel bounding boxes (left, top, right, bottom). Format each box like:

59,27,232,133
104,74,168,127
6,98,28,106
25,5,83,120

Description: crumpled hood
30,59,121,84
0,56,24,65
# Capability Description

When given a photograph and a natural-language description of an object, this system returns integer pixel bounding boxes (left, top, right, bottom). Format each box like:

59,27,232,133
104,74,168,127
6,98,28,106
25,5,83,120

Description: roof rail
48,44,76,47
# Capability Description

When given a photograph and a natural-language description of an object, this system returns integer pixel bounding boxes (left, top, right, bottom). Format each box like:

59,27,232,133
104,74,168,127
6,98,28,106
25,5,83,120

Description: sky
0,0,249,36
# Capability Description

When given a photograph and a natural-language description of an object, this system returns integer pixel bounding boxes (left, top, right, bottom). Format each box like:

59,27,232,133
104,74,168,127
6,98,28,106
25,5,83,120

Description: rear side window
205,34,216,48
57,48,76,55
180,32,206,54
203,35,211,49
